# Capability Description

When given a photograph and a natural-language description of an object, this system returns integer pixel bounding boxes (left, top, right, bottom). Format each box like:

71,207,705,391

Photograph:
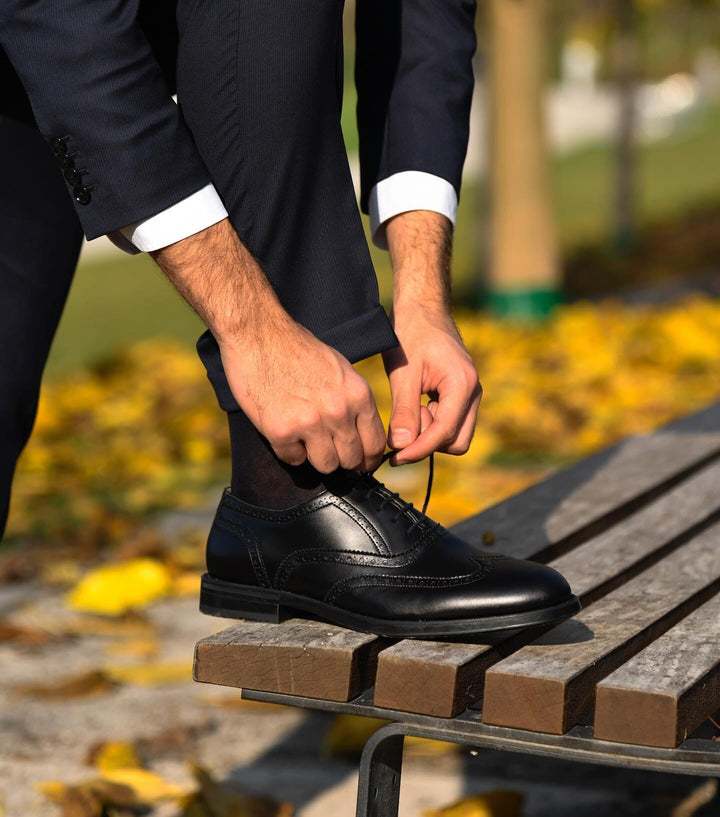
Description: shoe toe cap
473,557,573,615
333,557,574,622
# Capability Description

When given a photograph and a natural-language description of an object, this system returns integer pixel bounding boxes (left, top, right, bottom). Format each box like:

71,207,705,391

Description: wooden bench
193,401,720,817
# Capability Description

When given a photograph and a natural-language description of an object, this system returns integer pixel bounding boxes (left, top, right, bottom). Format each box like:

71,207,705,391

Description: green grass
46,253,204,374
552,104,720,249
46,102,720,375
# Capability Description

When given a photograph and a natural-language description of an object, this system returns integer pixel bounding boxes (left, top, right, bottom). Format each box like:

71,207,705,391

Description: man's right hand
219,319,386,473
152,219,386,473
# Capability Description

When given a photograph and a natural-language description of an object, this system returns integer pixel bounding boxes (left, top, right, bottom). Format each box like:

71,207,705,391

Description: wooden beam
373,460,720,717
594,593,720,748
482,523,720,734
451,422,720,561
193,619,385,702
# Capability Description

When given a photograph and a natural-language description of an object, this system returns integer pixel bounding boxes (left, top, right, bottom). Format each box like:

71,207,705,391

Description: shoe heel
199,574,285,623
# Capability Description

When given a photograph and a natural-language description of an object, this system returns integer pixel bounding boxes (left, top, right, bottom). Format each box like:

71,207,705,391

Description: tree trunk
613,0,639,252
487,0,560,318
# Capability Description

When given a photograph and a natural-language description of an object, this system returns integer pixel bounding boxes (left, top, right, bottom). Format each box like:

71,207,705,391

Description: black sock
227,409,327,509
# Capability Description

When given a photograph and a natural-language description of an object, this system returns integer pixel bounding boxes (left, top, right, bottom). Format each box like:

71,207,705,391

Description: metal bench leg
356,723,406,817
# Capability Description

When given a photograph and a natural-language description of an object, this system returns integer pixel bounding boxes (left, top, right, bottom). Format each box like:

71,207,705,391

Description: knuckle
297,408,321,432
463,365,480,390
316,457,339,475
265,422,292,446
350,378,373,406
324,396,350,422
341,453,364,471
442,428,458,446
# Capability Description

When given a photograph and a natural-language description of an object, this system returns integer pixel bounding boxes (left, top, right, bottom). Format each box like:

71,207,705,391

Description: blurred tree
487,0,561,320
613,0,640,252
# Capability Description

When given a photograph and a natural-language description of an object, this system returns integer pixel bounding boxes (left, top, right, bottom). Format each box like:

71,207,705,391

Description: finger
393,379,470,465
420,404,433,434
304,434,340,474
356,406,387,471
442,386,481,455
386,366,422,450
390,401,436,465
273,440,308,467
333,430,366,471
390,404,434,466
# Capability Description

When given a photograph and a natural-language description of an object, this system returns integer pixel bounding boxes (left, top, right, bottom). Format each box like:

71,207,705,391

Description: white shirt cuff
112,183,229,253
369,171,458,250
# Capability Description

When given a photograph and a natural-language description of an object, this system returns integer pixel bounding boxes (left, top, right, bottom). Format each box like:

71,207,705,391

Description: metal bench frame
243,688,720,817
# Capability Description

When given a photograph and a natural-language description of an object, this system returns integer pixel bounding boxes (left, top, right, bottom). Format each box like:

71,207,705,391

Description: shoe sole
199,574,582,638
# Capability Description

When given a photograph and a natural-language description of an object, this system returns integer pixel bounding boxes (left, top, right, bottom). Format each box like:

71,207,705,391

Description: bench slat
451,420,720,562
373,461,720,717
193,619,384,702
594,593,720,748
481,523,720,734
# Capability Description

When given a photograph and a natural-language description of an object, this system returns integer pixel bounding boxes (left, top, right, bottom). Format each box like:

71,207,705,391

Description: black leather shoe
199,464,581,638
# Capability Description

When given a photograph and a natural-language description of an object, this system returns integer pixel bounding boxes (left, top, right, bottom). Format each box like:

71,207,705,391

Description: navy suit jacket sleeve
0,0,211,240
355,0,477,214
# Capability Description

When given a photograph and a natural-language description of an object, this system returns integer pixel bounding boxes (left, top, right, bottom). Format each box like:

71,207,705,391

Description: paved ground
1,574,717,817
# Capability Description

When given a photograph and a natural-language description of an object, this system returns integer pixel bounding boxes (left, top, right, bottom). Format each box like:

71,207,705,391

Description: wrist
386,210,453,314
215,296,294,352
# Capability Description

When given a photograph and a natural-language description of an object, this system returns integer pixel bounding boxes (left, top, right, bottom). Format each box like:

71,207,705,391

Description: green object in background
487,288,563,321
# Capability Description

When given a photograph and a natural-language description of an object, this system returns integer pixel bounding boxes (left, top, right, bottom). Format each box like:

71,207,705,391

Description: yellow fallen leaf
172,571,202,596
323,715,391,758
105,659,192,686
404,735,458,756
67,558,172,616
35,781,67,802
86,740,141,771
36,778,136,814
100,768,193,803
424,790,525,817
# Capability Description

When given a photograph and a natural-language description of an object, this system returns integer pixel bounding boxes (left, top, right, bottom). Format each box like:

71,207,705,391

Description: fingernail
391,429,411,446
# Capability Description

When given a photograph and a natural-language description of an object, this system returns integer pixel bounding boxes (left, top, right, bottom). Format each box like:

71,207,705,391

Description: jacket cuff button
50,137,67,155
64,168,83,185
73,185,92,205
57,153,76,169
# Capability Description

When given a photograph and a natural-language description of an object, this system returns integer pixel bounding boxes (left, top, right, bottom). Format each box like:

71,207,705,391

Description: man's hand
383,210,482,466
219,319,386,473
152,219,386,473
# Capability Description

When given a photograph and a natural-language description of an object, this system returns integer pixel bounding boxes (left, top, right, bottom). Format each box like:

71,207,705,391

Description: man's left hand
383,300,482,465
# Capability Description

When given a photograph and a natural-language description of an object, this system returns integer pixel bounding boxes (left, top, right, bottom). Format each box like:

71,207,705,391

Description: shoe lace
360,450,435,534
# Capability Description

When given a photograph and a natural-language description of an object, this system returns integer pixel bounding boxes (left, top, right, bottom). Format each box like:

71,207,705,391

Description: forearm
151,219,290,345
151,219,385,472
385,210,454,313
